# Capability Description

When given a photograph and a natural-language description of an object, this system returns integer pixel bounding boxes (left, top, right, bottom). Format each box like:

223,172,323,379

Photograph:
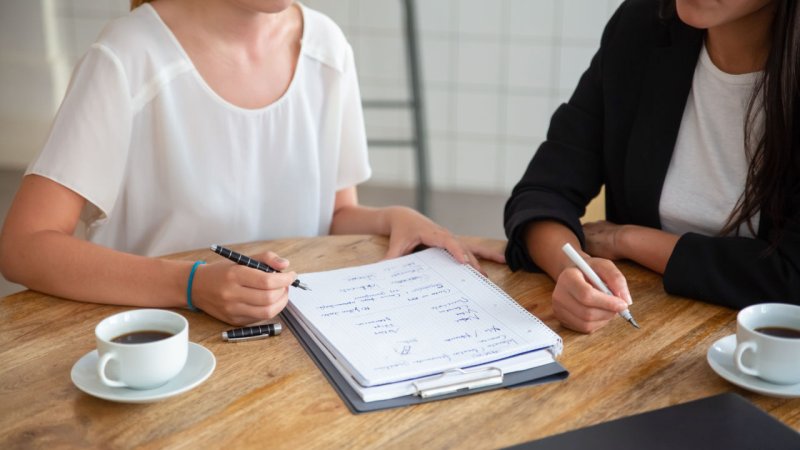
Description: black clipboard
281,311,569,414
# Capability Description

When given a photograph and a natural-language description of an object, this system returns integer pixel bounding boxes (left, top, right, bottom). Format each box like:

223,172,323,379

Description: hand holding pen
211,245,310,290
560,243,639,330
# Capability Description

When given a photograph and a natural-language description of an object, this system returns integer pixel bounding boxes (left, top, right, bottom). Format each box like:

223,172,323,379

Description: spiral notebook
286,248,564,408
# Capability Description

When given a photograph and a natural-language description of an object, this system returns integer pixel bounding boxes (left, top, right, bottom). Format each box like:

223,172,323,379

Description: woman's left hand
583,220,626,260
584,220,679,274
383,206,506,273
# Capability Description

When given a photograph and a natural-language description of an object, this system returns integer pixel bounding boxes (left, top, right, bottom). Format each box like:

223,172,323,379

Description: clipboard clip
412,367,504,398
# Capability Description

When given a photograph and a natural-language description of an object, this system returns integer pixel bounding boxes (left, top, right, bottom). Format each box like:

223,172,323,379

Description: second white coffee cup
734,303,800,385
95,309,189,389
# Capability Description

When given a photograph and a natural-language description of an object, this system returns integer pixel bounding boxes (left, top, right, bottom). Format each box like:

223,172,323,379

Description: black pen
222,323,283,342
211,244,310,290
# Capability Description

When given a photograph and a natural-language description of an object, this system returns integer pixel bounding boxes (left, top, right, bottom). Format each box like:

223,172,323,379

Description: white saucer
71,342,216,403
707,334,800,398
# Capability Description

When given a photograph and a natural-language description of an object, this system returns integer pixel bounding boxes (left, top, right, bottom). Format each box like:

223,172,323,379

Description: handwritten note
288,248,562,387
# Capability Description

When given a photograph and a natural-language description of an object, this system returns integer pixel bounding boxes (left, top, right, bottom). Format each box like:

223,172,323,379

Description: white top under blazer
660,43,761,238
27,3,372,257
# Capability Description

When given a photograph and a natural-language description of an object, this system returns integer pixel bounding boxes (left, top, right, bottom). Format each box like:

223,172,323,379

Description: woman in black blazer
504,0,799,332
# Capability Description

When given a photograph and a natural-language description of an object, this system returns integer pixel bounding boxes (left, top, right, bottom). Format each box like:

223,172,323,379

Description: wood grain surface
1,235,797,449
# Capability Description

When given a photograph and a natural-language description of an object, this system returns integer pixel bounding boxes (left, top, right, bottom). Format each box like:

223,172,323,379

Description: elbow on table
0,233,24,286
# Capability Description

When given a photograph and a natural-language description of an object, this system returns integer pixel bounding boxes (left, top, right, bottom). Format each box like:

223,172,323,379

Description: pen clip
223,333,270,342
412,367,504,398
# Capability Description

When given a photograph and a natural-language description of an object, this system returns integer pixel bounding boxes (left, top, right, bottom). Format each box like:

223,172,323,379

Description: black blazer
504,0,800,309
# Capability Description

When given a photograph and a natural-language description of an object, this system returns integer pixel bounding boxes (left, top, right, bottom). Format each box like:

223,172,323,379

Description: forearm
524,220,584,281
663,231,800,307
616,225,679,274
329,204,406,236
1,230,190,308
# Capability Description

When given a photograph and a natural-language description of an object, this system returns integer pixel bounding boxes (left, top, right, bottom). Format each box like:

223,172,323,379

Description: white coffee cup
734,303,800,385
95,309,189,389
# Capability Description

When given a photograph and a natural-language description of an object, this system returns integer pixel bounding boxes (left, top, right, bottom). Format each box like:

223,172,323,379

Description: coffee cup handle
734,341,759,377
97,352,128,388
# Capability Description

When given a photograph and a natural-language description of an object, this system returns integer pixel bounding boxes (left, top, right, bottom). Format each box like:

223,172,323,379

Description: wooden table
1,235,798,449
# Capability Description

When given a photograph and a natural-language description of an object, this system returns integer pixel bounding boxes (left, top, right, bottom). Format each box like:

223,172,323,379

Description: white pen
561,243,640,329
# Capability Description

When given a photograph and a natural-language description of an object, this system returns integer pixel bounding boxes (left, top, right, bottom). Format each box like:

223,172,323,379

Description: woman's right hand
551,257,631,333
191,251,297,325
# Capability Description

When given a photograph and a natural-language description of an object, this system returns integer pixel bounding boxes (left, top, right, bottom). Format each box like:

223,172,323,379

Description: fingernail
623,290,633,305
276,257,288,264
614,290,631,306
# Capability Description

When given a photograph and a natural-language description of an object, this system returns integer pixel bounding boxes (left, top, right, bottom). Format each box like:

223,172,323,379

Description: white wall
0,0,128,168
0,0,621,195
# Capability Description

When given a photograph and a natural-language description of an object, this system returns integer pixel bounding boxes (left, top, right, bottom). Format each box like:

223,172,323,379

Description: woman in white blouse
0,0,504,325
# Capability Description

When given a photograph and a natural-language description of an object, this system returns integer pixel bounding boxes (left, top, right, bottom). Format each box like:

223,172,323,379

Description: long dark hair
663,0,800,242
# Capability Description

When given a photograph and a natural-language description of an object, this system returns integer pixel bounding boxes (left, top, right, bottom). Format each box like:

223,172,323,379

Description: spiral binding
439,249,564,356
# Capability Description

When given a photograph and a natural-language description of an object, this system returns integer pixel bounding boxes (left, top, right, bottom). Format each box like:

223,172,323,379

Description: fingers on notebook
459,236,507,264
384,233,423,260
464,251,486,276
421,230,466,264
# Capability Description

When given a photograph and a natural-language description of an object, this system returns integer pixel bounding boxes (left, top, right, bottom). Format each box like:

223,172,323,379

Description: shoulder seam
302,44,348,73
131,59,194,113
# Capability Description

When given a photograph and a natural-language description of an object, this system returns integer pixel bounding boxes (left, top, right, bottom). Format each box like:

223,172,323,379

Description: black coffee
111,330,173,344
755,326,800,339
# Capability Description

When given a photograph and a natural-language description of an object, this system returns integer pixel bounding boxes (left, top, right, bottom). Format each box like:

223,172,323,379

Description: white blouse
27,3,372,257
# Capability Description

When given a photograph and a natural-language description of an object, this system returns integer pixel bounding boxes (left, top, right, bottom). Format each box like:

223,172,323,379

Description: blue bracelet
187,260,206,312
